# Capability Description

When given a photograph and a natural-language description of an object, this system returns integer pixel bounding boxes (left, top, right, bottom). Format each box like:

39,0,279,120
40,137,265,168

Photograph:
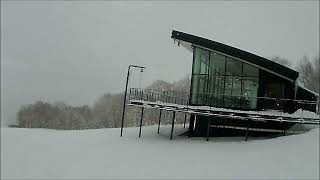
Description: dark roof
171,30,299,82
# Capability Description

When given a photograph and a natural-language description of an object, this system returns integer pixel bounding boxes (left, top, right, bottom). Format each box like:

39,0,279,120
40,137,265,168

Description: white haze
1,1,319,126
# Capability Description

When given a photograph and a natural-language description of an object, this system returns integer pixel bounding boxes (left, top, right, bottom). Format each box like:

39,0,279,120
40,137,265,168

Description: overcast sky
1,1,319,125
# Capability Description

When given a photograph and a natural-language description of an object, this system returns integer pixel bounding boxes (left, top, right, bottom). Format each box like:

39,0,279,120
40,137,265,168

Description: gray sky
1,1,319,125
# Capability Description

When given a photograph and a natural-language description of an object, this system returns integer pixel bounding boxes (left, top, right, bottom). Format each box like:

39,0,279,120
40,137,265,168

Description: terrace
126,88,319,140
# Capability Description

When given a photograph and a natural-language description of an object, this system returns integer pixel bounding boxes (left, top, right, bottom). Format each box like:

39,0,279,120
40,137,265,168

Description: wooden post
170,111,176,140
138,107,144,138
157,110,162,134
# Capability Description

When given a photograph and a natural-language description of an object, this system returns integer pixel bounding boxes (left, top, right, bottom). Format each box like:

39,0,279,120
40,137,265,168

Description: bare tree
269,55,292,67
17,75,193,129
311,56,320,93
296,56,317,92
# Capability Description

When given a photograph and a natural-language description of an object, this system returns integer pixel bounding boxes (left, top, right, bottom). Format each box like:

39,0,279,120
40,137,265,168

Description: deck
126,88,320,140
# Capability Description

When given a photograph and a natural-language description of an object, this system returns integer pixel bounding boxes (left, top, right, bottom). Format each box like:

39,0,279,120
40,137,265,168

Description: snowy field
1,125,319,179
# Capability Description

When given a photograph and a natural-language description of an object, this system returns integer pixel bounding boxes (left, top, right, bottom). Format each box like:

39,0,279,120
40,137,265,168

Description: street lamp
120,65,146,137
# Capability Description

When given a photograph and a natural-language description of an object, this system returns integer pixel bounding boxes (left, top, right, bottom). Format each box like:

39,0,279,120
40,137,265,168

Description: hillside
1,125,319,179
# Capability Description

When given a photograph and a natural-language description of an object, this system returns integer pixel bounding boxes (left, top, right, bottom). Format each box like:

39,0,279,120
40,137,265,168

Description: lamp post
120,65,146,137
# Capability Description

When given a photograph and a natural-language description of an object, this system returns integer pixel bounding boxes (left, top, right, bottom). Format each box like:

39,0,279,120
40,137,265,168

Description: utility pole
120,65,146,137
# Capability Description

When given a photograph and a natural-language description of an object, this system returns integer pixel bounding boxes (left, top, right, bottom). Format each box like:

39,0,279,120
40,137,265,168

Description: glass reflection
191,46,259,109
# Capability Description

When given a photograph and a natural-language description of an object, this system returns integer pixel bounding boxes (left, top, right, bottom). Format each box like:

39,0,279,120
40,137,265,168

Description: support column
170,111,176,140
245,120,250,141
206,118,211,141
138,107,144,138
188,114,195,138
282,122,287,136
120,66,131,137
157,110,162,134
183,113,187,128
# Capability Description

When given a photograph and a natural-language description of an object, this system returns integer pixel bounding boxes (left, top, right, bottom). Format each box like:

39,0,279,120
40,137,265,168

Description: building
124,30,319,140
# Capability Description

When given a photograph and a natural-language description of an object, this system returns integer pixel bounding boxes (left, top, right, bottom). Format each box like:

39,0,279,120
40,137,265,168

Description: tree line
17,75,191,129
269,55,319,94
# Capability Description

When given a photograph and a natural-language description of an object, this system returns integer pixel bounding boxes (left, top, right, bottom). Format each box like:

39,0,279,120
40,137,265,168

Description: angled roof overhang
171,30,299,82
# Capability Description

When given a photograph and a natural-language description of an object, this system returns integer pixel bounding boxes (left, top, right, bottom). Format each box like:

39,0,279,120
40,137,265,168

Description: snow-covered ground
1,125,319,179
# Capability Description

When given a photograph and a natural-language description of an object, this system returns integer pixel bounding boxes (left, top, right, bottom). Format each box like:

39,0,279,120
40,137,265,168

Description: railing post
166,93,168,104
128,88,131,101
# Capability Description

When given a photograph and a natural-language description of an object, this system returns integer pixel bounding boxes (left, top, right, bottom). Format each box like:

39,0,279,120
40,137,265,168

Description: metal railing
190,93,318,113
128,88,319,119
129,88,190,106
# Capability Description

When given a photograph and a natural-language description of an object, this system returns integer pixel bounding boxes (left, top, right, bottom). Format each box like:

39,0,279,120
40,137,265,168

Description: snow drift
1,125,319,179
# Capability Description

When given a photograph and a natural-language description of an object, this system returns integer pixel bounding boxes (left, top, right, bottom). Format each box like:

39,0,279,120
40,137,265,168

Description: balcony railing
128,88,319,117
129,88,190,106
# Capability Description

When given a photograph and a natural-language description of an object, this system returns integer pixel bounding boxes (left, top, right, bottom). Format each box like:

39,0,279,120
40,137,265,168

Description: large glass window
191,48,210,104
191,46,259,109
226,57,242,76
193,48,209,75
243,63,259,77
242,77,259,109
210,52,225,76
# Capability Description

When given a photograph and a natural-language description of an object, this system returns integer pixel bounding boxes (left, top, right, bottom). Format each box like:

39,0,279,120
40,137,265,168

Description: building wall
190,46,259,110
295,87,318,113
188,47,316,137
257,69,295,113
189,46,318,114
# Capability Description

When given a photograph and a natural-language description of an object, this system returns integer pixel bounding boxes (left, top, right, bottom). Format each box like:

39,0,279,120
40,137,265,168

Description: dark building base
189,115,296,137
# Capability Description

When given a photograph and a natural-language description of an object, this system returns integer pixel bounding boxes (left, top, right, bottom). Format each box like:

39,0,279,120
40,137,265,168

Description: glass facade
191,46,259,109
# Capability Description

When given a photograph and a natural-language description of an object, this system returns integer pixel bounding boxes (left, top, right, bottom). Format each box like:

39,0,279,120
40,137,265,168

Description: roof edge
171,30,299,81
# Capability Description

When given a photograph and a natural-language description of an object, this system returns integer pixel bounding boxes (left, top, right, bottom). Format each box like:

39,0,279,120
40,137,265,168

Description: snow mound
293,109,320,119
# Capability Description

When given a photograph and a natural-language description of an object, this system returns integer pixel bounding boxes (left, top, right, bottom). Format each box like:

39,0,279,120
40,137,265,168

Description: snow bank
1,125,319,179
